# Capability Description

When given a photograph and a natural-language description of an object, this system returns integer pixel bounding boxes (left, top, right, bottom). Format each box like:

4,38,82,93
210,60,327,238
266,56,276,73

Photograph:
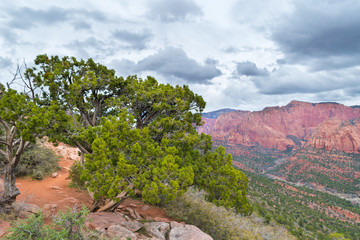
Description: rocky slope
201,100,360,153
306,118,360,153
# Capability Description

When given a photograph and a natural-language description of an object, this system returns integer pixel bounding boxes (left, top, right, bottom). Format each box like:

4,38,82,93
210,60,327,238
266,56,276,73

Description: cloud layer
0,0,359,111
115,47,221,84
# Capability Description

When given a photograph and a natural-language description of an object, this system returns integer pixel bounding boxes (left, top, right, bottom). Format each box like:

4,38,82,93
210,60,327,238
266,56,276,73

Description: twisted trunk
0,164,20,213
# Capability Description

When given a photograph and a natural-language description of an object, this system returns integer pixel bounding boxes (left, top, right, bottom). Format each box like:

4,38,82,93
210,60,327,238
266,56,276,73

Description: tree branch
12,138,21,147
0,148,6,157
12,138,30,167
74,140,91,155
0,117,10,134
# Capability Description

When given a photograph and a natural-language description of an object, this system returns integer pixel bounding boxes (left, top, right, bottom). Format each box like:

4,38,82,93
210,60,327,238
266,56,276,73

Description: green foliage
5,206,93,240
27,54,252,215
245,171,360,240
0,86,69,145
25,54,127,151
0,82,69,209
194,146,252,215
5,210,45,239
165,189,296,240
69,161,87,189
14,143,60,180
80,110,252,214
81,111,195,205
328,232,351,240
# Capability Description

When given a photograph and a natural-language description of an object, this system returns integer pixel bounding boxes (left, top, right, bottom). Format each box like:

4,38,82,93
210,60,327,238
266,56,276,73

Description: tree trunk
0,164,20,213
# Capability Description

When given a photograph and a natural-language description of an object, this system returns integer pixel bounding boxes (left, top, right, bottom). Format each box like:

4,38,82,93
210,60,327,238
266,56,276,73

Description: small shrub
5,210,45,240
5,206,100,240
165,189,296,240
0,142,60,180
69,161,87,189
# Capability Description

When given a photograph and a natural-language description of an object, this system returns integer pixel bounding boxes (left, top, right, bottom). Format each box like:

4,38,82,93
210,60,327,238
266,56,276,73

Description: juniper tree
25,54,127,163
25,55,253,215
0,84,68,212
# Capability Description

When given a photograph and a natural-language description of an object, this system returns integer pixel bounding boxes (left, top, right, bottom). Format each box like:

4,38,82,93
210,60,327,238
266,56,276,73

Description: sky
1,0,360,112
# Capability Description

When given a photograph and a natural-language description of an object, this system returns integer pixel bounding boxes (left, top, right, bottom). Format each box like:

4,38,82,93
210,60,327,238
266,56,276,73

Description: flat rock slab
107,224,137,240
169,225,213,240
144,222,170,240
86,212,127,230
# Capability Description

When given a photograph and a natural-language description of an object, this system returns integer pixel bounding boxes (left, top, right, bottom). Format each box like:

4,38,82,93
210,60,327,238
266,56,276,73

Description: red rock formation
203,101,360,152
307,118,360,153
198,117,217,135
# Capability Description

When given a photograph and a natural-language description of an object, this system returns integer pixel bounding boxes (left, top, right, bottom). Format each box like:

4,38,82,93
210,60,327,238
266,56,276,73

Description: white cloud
0,0,359,111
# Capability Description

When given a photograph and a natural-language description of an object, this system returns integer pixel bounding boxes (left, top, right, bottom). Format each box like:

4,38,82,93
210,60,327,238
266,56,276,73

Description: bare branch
74,140,91,155
0,140,10,146
12,138,30,167
12,138,21,147
0,148,6,156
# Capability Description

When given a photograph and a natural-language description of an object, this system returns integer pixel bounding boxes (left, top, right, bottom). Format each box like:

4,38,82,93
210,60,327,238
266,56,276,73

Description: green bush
165,189,296,240
69,161,87,189
5,206,99,240
1,142,60,180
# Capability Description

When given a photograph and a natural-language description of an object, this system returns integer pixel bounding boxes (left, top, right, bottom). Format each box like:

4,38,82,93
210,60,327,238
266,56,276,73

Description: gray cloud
65,37,116,59
222,46,239,54
272,1,360,70
236,61,269,76
6,6,106,30
112,29,152,50
73,21,92,30
0,27,18,44
115,47,221,84
146,0,202,22
0,57,12,69
249,66,360,95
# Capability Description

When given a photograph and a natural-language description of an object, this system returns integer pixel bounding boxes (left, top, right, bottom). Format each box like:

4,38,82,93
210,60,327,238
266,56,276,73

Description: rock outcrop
86,212,213,240
202,101,360,153
306,118,360,153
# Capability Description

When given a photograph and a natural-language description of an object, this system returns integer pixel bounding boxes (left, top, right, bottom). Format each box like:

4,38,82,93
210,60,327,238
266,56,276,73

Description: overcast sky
1,0,360,111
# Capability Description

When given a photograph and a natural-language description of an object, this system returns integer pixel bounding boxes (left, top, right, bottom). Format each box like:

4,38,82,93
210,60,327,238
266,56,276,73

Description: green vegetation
4,206,99,240
13,142,60,180
245,171,360,240
165,189,295,240
0,54,252,216
0,83,68,212
0,141,60,180
273,148,360,194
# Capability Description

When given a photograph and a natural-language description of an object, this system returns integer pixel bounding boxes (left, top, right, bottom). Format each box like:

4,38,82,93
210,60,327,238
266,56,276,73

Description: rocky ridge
200,100,360,153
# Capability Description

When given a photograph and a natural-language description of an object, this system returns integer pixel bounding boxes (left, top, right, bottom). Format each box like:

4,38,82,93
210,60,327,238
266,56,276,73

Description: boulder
169,224,213,240
107,224,137,240
12,202,40,214
144,222,170,240
86,212,127,230
121,220,143,232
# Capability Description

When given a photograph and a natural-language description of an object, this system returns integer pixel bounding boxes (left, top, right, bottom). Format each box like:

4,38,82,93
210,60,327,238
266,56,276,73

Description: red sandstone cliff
202,101,360,152
306,118,360,153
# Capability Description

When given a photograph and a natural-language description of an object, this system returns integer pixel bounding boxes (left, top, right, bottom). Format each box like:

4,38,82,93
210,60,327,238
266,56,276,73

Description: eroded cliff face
202,101,360,153
307,118,360,154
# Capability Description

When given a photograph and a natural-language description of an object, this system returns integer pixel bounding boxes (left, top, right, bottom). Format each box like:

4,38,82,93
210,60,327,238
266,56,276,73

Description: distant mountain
201,108,238,119
201,100,360,153
200,100,360,195
200,101,360,238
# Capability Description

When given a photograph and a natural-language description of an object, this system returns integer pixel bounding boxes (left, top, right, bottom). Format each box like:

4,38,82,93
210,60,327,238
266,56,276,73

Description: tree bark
0,164,20,213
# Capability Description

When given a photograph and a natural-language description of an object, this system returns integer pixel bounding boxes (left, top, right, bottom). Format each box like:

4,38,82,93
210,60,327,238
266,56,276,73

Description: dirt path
15,142,92,213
